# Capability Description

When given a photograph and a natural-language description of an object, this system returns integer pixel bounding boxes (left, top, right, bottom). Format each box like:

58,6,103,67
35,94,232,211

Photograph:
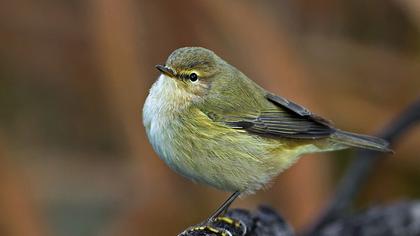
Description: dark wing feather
223,93,335,139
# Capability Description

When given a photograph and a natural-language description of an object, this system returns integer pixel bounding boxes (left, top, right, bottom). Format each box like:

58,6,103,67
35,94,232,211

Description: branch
178,206,293,236
304,97,420,235
316,201,420,236
179,201,420,236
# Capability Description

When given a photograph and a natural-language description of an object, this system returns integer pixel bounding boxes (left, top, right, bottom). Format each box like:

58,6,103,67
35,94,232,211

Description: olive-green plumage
143,47,390,195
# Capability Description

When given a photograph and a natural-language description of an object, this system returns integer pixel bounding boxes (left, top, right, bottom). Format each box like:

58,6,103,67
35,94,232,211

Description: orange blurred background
0,0,419,235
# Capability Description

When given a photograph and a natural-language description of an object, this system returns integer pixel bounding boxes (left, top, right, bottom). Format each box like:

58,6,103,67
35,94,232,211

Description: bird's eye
189,73,198,82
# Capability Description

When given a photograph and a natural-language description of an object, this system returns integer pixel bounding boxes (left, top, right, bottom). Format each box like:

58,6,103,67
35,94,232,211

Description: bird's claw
178,225,232,236
178,216,246,236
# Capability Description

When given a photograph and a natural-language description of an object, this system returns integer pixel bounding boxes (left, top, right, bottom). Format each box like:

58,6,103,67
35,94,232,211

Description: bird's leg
206,191,241,223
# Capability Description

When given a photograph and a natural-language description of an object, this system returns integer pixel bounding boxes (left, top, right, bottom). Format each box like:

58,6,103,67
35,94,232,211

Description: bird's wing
220,93,335,139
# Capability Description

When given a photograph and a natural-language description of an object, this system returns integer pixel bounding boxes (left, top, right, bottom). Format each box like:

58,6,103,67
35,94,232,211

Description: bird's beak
155,64,175,78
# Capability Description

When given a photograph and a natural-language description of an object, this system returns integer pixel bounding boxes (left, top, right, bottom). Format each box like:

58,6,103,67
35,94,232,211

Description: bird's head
156,47,230,99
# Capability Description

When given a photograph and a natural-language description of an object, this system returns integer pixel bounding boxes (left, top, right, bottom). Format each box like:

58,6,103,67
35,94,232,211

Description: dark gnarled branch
304,97,420,235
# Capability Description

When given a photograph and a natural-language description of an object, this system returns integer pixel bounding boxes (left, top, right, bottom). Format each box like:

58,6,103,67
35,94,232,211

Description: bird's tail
331,130,392,153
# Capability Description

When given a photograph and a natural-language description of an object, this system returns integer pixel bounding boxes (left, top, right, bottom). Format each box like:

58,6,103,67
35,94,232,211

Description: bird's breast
143,75,188,168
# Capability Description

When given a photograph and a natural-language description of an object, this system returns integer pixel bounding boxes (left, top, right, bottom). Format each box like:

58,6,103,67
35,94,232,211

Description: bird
142,46,391,222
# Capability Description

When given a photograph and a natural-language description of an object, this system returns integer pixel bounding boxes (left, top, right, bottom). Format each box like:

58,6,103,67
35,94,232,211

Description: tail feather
331,130,392,153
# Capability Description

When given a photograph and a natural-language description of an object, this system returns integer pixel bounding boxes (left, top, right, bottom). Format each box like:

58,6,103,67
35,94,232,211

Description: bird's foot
178,225,232,236
179,216,246,236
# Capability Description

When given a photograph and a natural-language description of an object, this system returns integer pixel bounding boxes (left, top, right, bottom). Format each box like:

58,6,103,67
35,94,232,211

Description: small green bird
142,47,390,221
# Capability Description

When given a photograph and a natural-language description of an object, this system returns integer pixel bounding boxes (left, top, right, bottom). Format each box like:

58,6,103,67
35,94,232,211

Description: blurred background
0,0,419,235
